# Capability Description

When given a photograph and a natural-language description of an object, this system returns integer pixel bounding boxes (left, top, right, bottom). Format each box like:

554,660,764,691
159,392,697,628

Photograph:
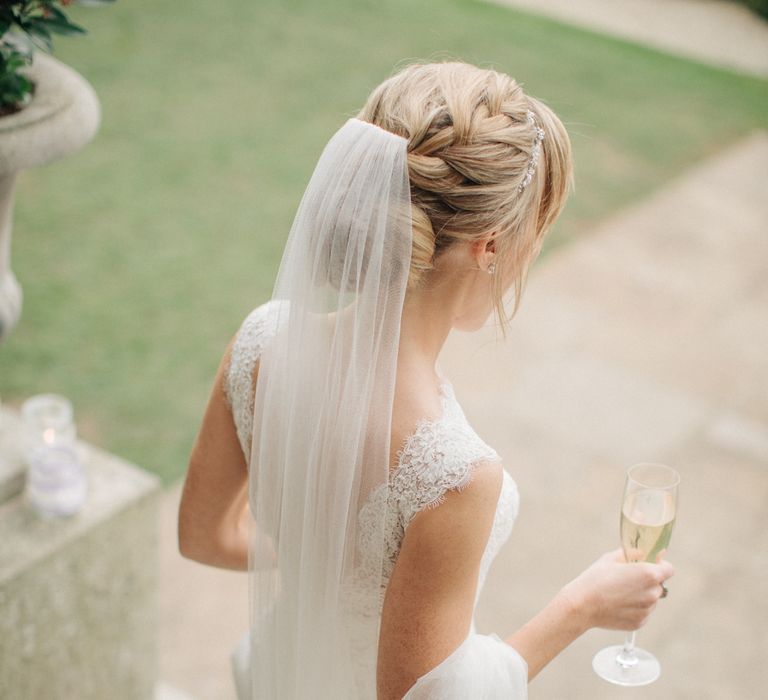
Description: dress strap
224,299,286,459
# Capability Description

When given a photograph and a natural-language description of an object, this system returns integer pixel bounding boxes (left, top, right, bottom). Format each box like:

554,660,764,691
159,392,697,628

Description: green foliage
736,0,768,20
0,0,115,111
0,42,32,110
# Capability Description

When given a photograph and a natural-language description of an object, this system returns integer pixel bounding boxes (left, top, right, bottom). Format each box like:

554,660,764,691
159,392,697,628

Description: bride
178,60,674,699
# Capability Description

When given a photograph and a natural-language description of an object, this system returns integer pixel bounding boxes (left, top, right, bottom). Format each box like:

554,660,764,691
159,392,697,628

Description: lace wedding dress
225,300,528,699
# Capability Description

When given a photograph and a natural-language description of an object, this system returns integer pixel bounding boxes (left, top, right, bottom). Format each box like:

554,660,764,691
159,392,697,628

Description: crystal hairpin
518,109,546,193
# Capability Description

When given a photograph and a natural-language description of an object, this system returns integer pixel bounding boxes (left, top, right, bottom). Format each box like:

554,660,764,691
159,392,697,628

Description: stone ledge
0,405,26,503
0,405,161,586
0,403,162,699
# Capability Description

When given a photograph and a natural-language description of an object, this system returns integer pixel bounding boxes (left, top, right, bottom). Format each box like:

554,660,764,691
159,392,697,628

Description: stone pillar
0,51,100,341
0,175,22,339
0,405,162,699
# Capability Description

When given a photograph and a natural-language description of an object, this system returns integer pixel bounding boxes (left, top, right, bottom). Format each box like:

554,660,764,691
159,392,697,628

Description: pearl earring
487,261,496,275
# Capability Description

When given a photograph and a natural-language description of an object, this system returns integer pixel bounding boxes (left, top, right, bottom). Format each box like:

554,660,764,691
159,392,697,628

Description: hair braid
355,60,573,334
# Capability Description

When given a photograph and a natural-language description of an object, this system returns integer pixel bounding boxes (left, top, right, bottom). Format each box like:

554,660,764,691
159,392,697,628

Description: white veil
246,117,412,698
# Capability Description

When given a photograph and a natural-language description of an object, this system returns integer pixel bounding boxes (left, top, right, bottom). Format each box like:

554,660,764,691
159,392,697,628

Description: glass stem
615,631,639,668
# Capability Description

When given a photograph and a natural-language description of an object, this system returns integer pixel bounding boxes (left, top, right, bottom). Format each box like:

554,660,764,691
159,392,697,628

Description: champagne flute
592,462,680,686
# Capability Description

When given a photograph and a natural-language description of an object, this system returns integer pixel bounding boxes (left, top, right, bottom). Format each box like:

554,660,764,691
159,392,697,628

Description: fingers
657,559,675,581
586,549,675,632
652,549,675,582
646,559,674,586
632,558,675,583
602,547,626,563
636,607,655,629
620,602,657,631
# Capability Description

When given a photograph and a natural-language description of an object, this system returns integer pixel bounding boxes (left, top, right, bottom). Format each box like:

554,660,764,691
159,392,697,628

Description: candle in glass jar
21,394,87,518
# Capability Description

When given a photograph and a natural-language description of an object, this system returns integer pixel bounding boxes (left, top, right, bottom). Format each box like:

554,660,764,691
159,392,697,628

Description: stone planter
0,51,100,341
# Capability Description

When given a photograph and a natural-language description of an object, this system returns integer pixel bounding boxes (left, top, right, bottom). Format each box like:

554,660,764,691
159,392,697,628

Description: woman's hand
559,548,675,633
504,548,674,681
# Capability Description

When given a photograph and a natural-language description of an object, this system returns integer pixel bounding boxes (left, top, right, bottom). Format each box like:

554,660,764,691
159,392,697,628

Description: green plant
741,0,768,19
0,0,114,115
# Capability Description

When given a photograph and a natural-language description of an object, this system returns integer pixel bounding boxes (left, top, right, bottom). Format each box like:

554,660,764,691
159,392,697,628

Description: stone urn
0,51,100,341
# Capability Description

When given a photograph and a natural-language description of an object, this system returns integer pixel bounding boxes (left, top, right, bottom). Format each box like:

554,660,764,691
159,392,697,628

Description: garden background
1,0,765,487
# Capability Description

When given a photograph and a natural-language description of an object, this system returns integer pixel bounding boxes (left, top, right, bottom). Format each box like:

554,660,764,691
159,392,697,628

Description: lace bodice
224,298,520,587
366,378,519,611
224,300,523,695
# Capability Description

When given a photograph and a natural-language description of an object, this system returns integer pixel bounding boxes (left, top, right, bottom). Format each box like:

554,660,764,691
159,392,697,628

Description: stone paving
489,0,768,78
158,479,247,699
159,129,767,698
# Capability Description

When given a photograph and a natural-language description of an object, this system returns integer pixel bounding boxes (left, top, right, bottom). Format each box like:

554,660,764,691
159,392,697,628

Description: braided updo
355,60,574,335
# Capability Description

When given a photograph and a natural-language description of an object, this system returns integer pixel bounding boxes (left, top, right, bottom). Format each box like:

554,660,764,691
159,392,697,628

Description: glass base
592,644,661,687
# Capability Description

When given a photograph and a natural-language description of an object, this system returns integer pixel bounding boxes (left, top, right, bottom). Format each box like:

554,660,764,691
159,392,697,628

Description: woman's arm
178,335,251,571
377,460,505,700
504,549,675,681
377,452,676,694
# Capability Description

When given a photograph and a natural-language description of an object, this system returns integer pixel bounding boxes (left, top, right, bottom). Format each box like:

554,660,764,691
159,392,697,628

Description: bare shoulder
377,459,504,700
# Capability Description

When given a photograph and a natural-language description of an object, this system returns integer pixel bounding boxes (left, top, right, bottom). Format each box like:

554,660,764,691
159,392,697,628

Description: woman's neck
397,287,453,383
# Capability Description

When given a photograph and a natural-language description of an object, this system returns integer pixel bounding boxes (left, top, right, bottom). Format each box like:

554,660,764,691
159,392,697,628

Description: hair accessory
518,109,546,193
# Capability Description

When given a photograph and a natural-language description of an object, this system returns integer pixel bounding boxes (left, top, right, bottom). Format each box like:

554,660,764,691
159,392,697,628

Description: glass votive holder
20,394,87,518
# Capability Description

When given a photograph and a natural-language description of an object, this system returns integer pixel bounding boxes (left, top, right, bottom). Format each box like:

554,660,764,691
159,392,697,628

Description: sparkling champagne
594,463,680,686
620,488,676,563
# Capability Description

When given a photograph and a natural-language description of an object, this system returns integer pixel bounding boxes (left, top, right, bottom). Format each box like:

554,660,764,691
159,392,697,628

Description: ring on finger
660,582,669,599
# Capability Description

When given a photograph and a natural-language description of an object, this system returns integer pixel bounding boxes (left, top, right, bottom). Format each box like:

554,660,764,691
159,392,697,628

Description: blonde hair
355,60,574,338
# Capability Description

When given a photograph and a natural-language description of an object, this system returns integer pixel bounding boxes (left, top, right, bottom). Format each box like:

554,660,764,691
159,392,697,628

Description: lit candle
20,394,87,518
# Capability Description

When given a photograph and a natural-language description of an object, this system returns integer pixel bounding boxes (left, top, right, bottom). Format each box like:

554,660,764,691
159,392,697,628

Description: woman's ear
471,231,498,270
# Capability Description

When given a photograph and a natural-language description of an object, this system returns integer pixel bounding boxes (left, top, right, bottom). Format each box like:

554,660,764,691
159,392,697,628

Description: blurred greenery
736,0,768,21
0,0,765,485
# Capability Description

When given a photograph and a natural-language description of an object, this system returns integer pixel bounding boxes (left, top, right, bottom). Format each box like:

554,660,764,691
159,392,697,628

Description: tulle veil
242,117,413,698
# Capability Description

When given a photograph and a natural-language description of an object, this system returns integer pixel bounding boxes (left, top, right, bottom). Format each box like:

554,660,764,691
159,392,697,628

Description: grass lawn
1,0,765,485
